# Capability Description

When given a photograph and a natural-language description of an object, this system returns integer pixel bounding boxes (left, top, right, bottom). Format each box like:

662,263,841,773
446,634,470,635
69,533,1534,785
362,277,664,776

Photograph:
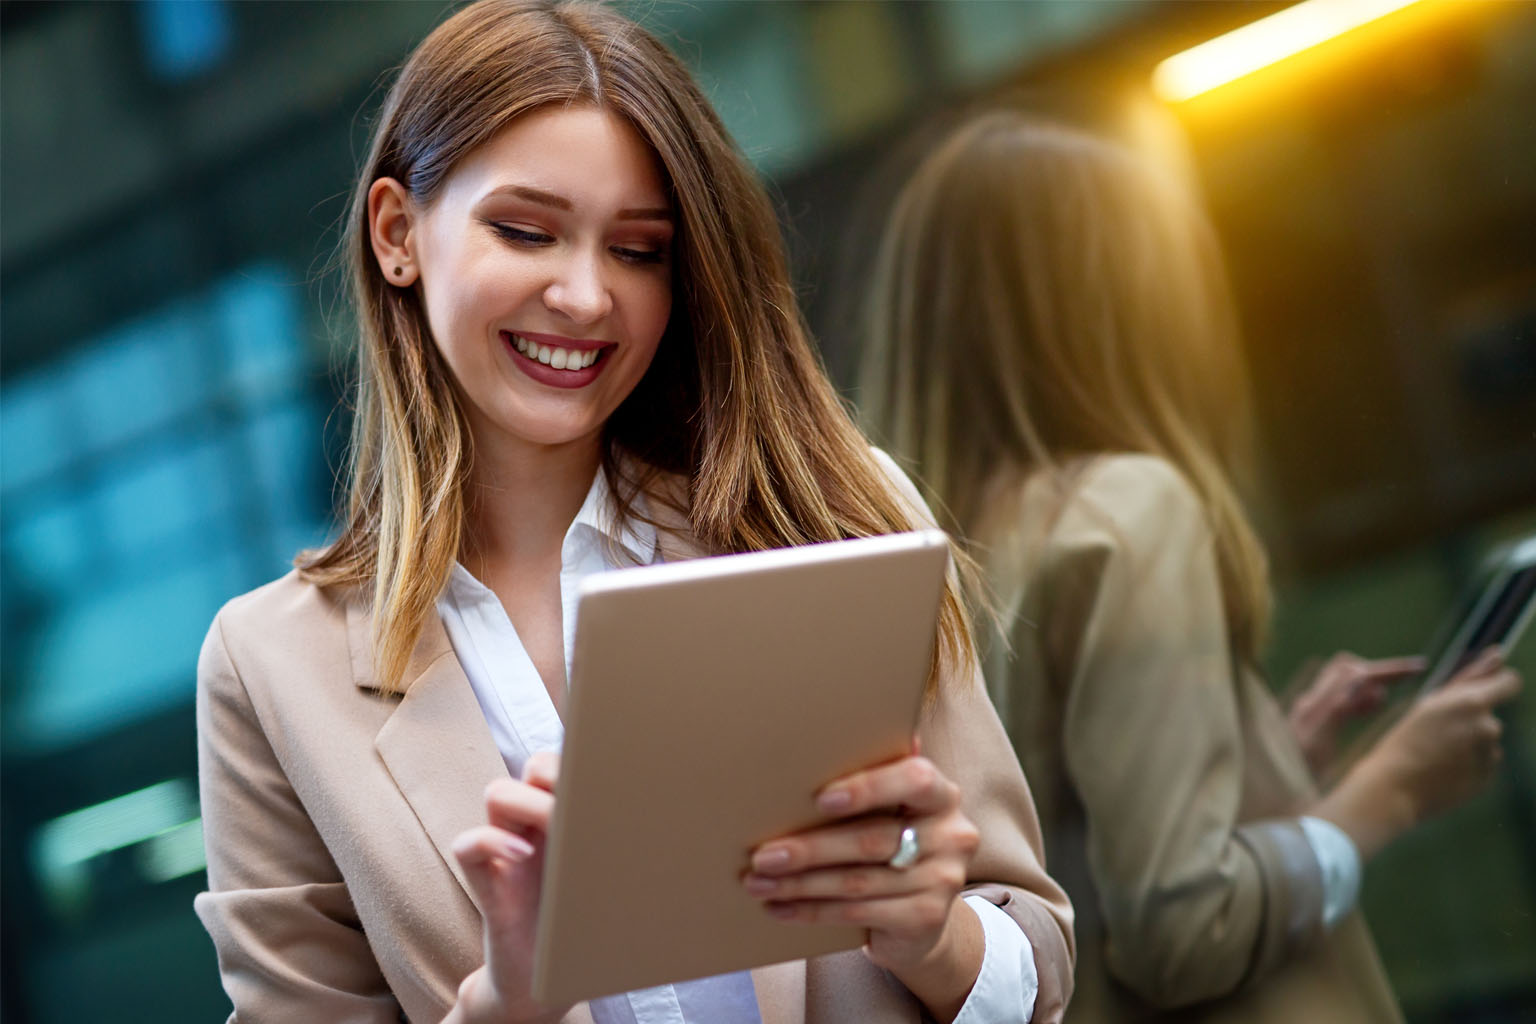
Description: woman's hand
1313,648,1521,861
447,752,570,1024
1287,652,1425,775
743,745,984,1021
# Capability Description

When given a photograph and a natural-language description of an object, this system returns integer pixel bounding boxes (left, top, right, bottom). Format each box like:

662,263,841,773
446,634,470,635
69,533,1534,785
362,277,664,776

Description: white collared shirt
437,467,1038,1023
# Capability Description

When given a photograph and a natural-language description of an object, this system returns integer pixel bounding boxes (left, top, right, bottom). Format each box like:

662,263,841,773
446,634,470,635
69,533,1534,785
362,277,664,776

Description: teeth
512,334,599,371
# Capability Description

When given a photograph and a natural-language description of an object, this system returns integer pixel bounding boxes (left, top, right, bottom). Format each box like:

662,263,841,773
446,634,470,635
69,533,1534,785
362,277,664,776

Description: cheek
421,269,513,361
417,232,513,338
628,276,674,354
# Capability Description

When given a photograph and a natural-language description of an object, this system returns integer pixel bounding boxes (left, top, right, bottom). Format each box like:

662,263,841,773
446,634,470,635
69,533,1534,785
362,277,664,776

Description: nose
543,248,613,325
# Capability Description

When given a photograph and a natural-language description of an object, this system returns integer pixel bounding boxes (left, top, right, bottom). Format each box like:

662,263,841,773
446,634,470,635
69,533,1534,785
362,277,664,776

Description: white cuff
952,894,1038,1024
1298,815,1362,930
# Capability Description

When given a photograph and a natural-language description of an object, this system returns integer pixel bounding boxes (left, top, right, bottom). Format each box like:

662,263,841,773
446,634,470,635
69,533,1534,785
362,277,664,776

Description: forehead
440,105,669,210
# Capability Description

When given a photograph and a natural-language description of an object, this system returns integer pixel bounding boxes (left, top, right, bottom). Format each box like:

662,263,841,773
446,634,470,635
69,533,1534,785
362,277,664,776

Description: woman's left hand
743,748,981,975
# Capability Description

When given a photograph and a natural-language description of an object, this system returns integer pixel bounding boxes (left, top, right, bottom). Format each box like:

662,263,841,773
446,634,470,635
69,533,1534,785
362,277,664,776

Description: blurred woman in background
859,111,1521,1023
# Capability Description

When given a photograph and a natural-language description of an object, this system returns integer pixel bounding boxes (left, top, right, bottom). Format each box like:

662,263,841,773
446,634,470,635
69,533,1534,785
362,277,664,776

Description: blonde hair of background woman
860,111,1271,667
299,0,973,693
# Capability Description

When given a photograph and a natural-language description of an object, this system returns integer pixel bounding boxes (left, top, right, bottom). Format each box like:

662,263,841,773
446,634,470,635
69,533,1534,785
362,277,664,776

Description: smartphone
1420,535,1536,693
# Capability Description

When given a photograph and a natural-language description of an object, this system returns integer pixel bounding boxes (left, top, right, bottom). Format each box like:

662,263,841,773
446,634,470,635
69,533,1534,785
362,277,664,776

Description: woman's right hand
1315,648,1521,860
448,751,571,1024
1287,652,1425,775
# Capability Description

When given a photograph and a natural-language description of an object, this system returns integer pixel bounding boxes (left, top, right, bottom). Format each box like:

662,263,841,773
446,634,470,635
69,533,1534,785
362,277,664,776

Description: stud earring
393,266,404,278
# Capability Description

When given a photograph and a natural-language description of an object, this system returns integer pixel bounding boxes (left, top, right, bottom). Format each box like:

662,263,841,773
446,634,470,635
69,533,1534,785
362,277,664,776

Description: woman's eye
491,224,554,246
612,245,667,266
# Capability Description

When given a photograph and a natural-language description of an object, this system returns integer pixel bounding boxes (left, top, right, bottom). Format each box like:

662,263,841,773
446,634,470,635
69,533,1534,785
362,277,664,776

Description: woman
859,112,1520,1023
193,6,1074,1024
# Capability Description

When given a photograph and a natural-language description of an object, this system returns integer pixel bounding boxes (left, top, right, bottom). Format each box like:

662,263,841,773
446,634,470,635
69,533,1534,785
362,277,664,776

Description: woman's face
401,105,674,458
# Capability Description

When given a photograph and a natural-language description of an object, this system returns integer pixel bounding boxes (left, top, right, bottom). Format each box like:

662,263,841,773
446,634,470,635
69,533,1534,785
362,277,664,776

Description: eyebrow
483,184,673,223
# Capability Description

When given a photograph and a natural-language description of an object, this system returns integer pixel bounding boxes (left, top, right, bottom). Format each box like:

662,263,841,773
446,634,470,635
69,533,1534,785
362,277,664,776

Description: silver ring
887,825,920,869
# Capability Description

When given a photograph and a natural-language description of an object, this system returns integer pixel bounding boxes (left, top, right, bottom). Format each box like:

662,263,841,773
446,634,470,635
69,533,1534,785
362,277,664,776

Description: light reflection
1153,0,1428,102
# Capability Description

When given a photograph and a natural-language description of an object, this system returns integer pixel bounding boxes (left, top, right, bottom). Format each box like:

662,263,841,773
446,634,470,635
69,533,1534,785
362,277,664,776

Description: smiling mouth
508,332,607,370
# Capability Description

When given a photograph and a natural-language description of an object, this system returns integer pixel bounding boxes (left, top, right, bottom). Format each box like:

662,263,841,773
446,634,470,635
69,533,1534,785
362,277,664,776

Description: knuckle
842,869,873,897
906,758,938,794
842,900,870,925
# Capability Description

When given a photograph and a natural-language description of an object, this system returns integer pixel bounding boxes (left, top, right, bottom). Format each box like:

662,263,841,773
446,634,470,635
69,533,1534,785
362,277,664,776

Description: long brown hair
300,0,973,693
860,112,1270,666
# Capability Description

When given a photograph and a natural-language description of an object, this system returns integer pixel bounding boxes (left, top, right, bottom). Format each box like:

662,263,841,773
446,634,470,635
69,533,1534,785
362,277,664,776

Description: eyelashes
489,222,668,266
613,246,666,266
491,223,553,246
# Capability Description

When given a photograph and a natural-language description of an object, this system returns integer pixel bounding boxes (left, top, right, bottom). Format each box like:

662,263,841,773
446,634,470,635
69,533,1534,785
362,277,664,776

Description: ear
368,177,421,287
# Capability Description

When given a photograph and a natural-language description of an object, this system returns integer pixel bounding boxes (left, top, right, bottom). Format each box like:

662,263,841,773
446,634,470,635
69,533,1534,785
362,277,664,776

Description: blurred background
2,1,1532,1020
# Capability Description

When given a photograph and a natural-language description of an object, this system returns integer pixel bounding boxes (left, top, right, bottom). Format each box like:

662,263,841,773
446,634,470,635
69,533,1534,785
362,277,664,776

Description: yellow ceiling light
1153,0,1427,102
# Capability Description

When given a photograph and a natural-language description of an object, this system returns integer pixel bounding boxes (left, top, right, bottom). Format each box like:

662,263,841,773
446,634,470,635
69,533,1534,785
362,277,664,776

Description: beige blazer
194,470,1075,1023
981,455,1401,1024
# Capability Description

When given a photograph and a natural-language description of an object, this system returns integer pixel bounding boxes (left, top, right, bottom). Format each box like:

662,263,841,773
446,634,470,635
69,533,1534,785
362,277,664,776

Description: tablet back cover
531,530,949,1005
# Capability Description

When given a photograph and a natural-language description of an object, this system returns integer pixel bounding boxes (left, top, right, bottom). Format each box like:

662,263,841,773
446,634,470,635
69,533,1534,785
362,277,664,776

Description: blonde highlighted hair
300,0,973,693
860,112,1271,666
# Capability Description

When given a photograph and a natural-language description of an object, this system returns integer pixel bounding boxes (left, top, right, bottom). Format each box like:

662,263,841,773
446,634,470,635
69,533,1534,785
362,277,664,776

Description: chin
497,415,606,451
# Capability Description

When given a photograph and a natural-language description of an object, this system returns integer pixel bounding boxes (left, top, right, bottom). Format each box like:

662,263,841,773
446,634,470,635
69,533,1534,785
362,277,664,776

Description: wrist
1314,752,1415,862
882,897,984,1024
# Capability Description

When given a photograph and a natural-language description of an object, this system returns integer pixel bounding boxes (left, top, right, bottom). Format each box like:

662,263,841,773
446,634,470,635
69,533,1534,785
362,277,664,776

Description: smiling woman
190,2,1074,1023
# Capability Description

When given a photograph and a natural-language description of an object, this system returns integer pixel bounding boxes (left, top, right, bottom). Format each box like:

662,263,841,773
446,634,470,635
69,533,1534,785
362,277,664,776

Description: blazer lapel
348,597,511,911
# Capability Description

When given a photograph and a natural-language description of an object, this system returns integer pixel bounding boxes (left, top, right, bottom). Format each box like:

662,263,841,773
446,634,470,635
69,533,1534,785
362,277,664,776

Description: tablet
1420,534,1536,693
530,530,950,1005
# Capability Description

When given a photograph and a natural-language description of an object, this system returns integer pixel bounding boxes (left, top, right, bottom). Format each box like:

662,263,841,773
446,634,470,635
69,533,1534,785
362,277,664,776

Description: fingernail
753,846,791,873
817,788,852,814
502,834,535,860
743,875,778,896
767,903,797,920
